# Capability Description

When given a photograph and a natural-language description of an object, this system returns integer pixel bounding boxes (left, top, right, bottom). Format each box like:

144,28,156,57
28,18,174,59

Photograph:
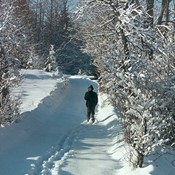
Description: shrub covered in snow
76,0,175,168
0,44,20,126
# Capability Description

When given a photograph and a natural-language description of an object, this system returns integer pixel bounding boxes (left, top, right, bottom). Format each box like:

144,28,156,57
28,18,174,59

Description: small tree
26,46,43,69
45,45,58,72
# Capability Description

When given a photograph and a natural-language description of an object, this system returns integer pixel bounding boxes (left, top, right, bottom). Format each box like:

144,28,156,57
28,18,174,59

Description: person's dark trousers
87,106,95,122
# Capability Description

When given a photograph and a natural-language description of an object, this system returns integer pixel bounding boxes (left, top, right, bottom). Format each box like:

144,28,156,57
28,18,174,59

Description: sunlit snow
0,69,174,175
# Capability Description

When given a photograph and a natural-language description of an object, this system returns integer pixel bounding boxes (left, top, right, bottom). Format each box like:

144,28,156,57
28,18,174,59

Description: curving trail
0,75,120,175
26,77,119,175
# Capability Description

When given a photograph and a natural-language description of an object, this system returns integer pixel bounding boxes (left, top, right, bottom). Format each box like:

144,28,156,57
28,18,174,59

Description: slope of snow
0,69,175,175
12,69,62,113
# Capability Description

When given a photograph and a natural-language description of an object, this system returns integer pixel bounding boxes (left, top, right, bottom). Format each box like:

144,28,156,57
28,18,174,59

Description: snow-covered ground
0,69,175,175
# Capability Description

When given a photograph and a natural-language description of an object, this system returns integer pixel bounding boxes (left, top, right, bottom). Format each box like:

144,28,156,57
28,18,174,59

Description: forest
0,0,175,168
0,0,91,124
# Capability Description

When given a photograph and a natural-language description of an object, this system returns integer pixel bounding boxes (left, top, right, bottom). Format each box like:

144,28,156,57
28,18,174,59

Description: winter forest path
0,76,122,175
29,77,121,175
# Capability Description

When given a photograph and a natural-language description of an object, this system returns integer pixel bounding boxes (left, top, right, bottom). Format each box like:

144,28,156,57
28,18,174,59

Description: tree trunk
165,0,170,25
157,0,170,25
121,29,129,62
137,151,144,168
146,0,154,27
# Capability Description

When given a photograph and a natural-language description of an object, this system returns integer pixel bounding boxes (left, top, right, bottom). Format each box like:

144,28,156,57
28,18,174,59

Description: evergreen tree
45,45,58,72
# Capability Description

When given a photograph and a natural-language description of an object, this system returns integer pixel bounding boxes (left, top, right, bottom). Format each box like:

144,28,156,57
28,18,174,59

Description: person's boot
87,116,90,122
91,116,95,123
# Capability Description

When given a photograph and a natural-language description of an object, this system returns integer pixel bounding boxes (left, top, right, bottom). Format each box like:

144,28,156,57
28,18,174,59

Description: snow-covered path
0,72,120,175
0,70,175,175
59,121,120,175
26,77,120,175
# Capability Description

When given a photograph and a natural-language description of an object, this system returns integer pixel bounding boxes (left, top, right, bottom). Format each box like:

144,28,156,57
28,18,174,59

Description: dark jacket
84,90,98,108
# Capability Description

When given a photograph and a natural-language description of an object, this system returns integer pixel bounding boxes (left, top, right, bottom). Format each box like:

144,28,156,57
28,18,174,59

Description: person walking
84,85,98,123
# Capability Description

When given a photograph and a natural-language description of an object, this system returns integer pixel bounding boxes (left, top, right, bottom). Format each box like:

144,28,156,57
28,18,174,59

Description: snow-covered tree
0,0,34,67
29,0,91,74
45,45,58,72
76,0,175,167
0,43,20,125
26,46,44,69
0,0,33,125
